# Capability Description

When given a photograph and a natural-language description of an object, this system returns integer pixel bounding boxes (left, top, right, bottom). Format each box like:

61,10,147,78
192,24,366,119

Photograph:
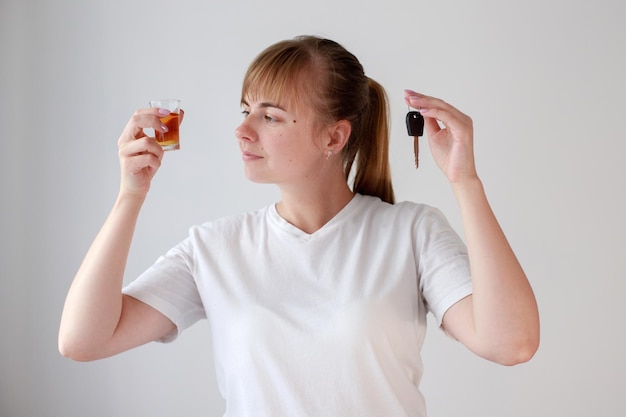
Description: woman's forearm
451,177,540,363
58,192,145,360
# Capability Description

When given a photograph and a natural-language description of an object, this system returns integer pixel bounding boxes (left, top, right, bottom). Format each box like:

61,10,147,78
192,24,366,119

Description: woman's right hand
117,108,169,196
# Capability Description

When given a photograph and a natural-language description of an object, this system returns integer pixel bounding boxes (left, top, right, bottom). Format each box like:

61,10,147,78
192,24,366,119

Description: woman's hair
241,35,395,204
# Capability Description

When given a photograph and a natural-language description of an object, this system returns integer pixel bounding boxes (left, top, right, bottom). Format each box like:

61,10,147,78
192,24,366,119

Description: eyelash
241,110,278,123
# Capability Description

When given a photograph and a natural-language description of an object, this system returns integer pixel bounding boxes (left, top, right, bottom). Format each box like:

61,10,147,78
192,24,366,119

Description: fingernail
158,108,170,115
404,89,422,97
161,124,169,132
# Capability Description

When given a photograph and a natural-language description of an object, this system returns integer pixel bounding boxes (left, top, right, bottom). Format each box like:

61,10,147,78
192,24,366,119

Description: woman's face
235,94,329,188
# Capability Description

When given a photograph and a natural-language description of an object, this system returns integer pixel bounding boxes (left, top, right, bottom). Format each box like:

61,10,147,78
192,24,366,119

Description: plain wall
1,0,625,416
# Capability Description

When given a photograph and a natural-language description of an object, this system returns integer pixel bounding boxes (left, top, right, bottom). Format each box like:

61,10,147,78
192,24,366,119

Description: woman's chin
243,170,272,184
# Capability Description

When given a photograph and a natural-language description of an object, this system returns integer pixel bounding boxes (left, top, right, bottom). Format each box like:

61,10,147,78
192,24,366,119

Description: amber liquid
156,113,180,150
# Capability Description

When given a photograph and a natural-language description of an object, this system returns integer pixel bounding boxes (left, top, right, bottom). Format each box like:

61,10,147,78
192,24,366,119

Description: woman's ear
326,119,352,153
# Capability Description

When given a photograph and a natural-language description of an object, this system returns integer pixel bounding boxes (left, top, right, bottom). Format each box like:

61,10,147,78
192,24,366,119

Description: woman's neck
276,182,355,235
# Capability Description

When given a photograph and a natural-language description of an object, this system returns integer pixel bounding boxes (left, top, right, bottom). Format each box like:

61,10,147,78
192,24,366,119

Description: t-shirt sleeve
416,207,473,326
122,237,206,343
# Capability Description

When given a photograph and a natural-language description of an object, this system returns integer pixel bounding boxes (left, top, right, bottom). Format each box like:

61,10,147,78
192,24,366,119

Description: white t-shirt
124,193,472,417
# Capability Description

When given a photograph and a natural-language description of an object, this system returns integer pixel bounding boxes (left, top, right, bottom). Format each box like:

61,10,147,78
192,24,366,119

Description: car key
406,111,424,168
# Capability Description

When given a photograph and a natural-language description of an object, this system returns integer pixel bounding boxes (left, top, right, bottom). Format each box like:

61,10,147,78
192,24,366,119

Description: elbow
484,313,541,366
496,344,538,366
58,339,88,362
58,331,101,362
489,334,540,366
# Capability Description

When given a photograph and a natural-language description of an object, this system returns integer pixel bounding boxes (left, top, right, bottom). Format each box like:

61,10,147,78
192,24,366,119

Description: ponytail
344,78,395,204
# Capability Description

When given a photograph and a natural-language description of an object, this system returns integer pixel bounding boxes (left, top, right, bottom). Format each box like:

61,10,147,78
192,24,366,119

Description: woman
59,36,539,416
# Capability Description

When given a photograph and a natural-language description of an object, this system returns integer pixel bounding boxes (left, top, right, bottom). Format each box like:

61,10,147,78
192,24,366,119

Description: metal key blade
413,136,419,169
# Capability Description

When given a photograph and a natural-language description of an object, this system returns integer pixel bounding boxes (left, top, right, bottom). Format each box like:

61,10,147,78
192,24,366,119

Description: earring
326,150,333,160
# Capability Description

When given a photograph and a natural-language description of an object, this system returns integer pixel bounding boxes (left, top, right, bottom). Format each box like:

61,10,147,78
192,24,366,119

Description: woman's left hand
404,90,478,183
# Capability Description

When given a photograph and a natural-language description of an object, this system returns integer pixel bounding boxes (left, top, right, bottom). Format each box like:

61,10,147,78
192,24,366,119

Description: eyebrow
241,100,287,112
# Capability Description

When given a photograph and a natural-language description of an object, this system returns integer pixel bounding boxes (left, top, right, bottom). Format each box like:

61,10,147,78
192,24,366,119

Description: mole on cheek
293,120,297,124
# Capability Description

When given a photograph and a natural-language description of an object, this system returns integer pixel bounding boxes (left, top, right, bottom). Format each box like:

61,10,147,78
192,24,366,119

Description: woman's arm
58,108,176,361
444,178,539,365
405,90,539,365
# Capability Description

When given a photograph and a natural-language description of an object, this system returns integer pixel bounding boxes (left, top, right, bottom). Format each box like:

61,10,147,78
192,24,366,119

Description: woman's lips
242,151,262,161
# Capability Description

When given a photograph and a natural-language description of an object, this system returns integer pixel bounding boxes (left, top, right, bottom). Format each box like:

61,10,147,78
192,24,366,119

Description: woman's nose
235,117,256,142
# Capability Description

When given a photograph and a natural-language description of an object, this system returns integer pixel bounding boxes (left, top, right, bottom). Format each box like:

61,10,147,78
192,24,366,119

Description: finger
404,92,444,133
123,151,163,174
423,116,443,137
119,135,162,164
404,90,471,133
404,90,451,114
120,135,164,161
120,108,172,143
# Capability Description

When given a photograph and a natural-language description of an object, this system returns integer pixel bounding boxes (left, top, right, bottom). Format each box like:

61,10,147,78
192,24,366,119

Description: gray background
1,0,624,416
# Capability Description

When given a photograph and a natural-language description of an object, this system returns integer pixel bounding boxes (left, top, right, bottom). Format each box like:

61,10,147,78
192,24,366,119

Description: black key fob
406,111,424,137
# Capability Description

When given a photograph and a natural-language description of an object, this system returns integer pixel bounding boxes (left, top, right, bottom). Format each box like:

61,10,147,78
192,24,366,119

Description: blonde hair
241,35,395,204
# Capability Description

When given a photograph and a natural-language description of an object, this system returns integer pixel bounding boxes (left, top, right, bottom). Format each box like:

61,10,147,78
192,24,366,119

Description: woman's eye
264,115,277,122
241,110,250,117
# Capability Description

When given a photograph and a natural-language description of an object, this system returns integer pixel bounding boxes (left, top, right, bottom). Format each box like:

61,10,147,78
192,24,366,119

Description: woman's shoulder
188,206,270,238
356,193,441,219
353,194,454,237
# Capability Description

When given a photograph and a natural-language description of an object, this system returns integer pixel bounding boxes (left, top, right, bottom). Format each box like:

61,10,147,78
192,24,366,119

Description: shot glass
149,99,181,151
